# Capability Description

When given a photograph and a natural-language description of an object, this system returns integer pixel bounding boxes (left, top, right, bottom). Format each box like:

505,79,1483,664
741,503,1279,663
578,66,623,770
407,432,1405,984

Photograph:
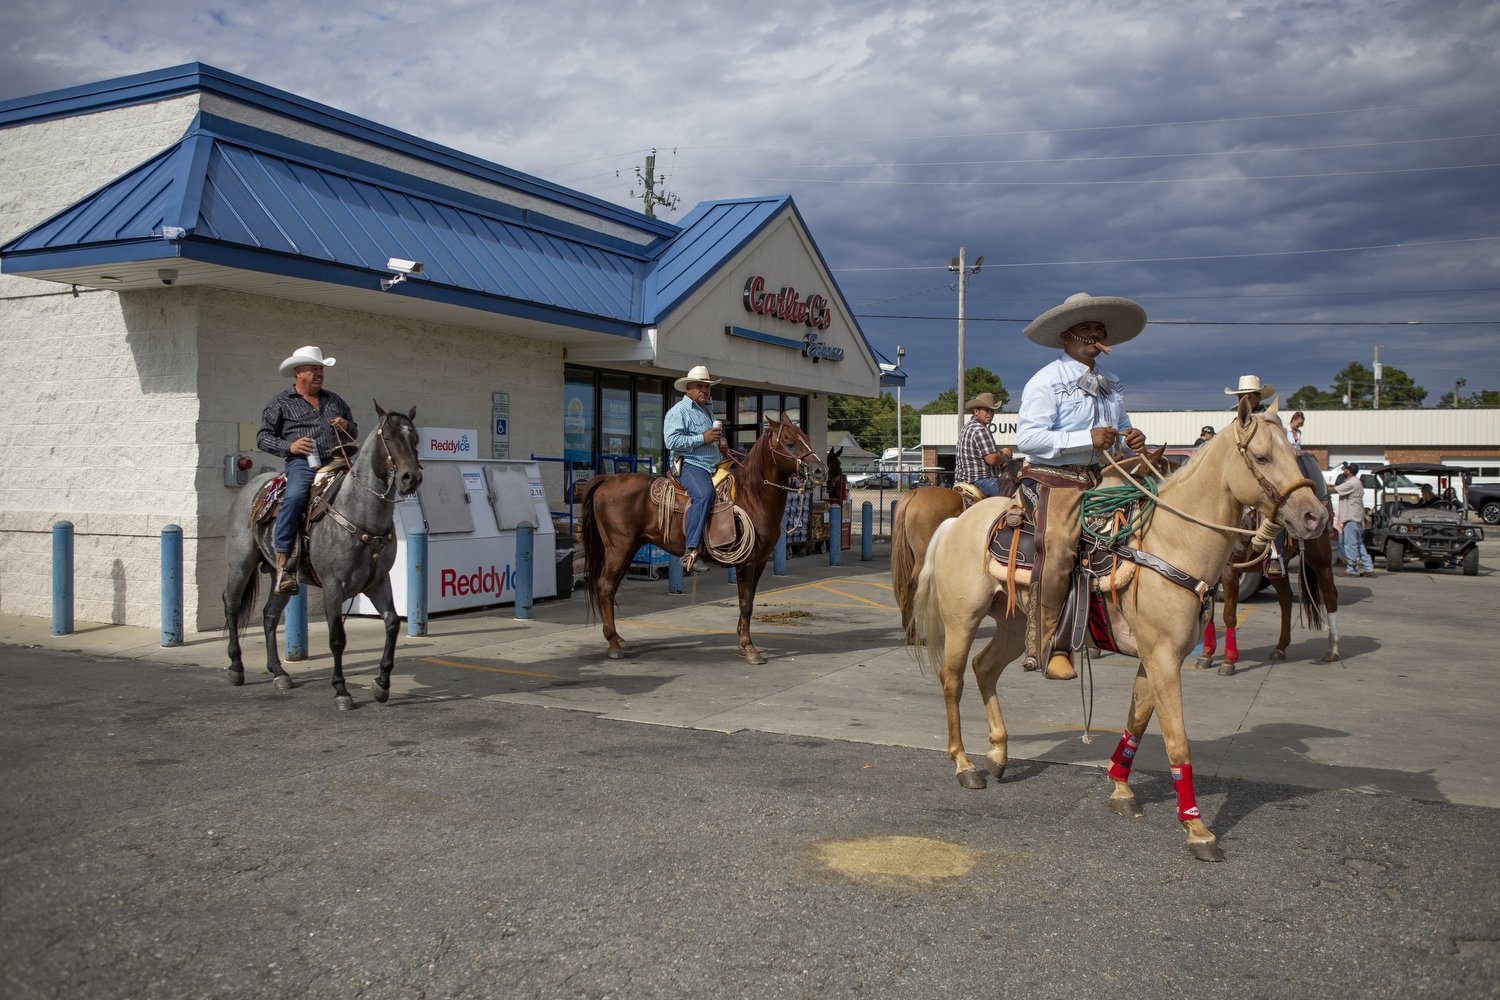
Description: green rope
1080,480,1158,546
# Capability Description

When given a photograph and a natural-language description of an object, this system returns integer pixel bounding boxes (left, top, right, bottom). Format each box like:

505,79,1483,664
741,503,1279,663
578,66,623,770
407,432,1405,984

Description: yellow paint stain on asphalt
813,835,979,882
759,577,896,609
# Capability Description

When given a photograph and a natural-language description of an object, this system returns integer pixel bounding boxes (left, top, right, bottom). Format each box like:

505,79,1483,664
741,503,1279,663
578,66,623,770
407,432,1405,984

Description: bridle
763,421,824,493
342,413,420,500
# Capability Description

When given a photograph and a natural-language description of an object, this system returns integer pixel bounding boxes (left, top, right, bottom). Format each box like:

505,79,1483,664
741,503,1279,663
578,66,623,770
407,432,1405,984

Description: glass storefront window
599,372,633,471
636,377,665,475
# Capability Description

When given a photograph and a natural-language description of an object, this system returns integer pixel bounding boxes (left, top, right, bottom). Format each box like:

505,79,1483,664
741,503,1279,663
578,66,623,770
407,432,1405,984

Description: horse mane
731,420,782,519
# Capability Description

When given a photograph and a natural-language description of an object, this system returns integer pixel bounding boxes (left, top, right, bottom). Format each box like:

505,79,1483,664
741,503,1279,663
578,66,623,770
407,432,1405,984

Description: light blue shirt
1017,355,1134,466
664,394,721,473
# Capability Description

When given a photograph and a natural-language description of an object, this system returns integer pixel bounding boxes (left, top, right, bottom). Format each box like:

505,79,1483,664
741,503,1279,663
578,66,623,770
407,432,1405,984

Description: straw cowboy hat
965,392,1001,412
1224,374,1275,398
674,364,723,392
1023,292,1147,349
279,345,337,377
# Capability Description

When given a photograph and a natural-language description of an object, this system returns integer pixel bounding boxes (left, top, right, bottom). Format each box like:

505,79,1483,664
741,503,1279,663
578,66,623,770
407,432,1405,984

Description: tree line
830,362,1497,454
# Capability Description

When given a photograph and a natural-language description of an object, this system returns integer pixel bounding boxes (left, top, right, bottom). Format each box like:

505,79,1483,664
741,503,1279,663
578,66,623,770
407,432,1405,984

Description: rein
315,414,417,560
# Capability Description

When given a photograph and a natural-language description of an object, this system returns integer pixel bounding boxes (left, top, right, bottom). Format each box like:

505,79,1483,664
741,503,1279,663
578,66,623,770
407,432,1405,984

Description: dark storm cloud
2,0,1496,409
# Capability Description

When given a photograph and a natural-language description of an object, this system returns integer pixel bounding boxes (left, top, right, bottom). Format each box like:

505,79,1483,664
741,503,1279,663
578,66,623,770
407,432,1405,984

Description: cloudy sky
3,0,1498,410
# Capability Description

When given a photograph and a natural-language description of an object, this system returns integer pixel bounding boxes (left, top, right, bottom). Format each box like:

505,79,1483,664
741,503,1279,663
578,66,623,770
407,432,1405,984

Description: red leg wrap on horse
1225,627,1239,663
1203,621,1217,656
1171,763,1201,822
1108,730,1140,783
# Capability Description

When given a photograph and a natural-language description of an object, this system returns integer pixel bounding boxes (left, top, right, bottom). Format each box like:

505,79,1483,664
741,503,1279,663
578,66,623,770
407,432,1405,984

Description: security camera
386,258,424,275
157,269,178,286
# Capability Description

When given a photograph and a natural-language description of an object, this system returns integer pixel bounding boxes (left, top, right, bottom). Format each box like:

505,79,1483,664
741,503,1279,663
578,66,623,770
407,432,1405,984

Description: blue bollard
890,499,898,535
728,565,737,584
773,527,787,576
284,587,308,661
51,521,74,636
667,551,684,594
406,524,428,637
861,502,873,561
515,521,534,620
161,524,183,647
829,504,842,567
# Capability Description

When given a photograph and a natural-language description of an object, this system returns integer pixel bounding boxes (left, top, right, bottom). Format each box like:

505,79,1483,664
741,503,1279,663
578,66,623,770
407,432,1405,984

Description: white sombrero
279,345,336,377
1224,374,1275,398
673,364,723,392
1023,292,1147,348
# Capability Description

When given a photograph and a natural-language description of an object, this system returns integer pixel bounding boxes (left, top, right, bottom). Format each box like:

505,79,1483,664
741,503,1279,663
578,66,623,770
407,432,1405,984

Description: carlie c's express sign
742,275,833,331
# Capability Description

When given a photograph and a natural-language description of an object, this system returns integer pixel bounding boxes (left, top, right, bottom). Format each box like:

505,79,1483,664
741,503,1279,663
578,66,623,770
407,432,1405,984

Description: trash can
555,547,575,598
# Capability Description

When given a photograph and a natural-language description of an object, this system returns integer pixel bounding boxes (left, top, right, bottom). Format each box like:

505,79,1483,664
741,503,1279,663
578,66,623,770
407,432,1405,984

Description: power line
831,235,1500,271
858,314,1500,327
720,133,1500,171
702,161,1500,188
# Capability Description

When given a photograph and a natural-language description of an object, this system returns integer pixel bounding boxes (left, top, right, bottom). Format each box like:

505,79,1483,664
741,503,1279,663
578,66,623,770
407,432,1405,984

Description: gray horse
223,402,423,710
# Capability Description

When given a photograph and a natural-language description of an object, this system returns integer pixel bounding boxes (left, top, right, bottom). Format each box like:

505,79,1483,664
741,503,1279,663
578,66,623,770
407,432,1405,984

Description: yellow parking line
421,656,567,680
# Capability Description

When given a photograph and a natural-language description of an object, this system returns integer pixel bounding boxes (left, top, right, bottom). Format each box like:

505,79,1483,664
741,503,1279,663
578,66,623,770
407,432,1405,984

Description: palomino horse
1197,502,1339,675
909,401,1325,861
580,414,825,663
891,450,1162,635
223,403,422,710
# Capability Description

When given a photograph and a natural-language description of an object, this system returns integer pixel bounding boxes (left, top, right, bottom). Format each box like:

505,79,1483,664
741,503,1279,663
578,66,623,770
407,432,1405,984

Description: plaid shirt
257,388,358,460
955,417,998,483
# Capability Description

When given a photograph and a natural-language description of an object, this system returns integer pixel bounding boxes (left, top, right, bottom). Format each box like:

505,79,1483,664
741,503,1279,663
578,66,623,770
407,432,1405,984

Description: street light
1455,377,1466,408
895,345,906,488
948,248,984,453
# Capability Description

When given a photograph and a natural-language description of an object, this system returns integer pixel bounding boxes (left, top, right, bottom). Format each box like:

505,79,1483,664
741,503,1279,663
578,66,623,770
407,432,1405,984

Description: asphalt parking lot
3,532,1498,997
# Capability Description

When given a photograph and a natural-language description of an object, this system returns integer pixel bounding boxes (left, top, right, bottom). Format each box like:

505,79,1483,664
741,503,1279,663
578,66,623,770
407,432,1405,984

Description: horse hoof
371,681,390,704
1108,796,1143,818
1320,652,1341,663
746,651,766,665
227,669,244,687
1186,657,1211,670
336,695,356,711
986,759,1007,781
273,675,295,691
1217,662,1236,676
957,769,987,790
1187,840,1226,862
1269,649,1287,662
607,648,623,660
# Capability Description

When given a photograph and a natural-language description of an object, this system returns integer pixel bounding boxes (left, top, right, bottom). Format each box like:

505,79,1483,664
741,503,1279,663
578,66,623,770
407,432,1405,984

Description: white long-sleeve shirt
1016,355,1134,466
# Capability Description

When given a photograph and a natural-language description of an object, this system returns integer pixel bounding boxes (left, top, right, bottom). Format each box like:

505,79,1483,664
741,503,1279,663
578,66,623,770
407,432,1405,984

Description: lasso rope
1080,480,1158,546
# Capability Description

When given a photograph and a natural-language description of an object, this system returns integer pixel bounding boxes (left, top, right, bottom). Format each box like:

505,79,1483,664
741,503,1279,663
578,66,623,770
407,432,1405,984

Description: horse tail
579,477,608,622
890,492,917,622
1297,542,1327,632
909,517,955,673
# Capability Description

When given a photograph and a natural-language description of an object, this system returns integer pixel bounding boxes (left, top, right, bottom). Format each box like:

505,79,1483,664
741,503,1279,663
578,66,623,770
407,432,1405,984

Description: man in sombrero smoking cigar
1016,293,1149,680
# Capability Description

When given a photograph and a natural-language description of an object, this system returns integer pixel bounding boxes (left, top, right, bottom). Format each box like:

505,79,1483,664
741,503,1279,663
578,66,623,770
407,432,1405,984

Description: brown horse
580,414,826,663
1196,511,1339,675
909,401,1325,861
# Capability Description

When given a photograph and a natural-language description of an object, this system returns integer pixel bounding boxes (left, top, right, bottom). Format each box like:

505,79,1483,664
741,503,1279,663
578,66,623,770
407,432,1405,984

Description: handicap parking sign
494,418,507,436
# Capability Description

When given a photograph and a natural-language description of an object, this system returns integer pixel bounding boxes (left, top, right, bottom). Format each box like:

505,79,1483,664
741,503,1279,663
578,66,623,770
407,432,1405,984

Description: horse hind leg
363,578,400,704
939,623,989,789
261,591,296,690
972,622,1023,783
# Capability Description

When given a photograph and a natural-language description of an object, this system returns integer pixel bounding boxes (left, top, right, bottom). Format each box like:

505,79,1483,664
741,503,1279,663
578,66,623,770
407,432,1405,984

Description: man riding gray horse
257,345,357,595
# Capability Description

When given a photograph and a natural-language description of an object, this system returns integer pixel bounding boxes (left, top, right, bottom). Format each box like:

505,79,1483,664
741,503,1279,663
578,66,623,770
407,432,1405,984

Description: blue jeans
274,456,315,554
1340,520,1373,572
680,462,714,550
971,476,1001,497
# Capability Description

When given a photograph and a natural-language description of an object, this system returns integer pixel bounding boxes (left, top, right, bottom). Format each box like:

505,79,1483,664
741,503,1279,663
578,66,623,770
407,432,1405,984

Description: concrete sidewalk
6,538,1498,809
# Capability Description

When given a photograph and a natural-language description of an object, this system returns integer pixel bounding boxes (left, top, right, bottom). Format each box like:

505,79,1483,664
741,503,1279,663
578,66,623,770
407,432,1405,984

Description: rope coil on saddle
1080,478,1159,546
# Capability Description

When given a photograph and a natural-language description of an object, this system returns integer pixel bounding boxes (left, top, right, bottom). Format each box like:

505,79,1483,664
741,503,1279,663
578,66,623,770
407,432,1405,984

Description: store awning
2,114,656,340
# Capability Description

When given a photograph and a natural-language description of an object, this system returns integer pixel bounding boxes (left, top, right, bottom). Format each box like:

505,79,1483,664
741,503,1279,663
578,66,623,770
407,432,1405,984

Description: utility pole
631,148,680,218
947,249,984,449
895,345,905,488
1373,344,1382,411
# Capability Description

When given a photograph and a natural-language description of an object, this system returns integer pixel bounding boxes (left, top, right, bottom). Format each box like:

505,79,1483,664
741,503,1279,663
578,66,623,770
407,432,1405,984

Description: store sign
440,563,518,599
742,275,833,331
420,427,478,459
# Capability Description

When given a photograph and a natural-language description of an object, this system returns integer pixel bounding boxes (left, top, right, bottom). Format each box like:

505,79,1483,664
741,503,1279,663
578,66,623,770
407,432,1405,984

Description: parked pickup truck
1468,482,1500,526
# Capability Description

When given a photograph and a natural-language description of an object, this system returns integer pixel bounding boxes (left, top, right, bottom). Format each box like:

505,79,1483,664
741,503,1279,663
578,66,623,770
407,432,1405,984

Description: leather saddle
248,451,357,531
657,463,739,549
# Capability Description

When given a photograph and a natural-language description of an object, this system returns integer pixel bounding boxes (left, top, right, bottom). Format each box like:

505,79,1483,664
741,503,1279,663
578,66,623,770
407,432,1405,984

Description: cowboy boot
681,549,698,574
275,552,300,595
1045,651,1077,681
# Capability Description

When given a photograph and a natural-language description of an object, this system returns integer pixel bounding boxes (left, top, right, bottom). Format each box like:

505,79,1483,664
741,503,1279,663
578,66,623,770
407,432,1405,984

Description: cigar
1093,341,1112,354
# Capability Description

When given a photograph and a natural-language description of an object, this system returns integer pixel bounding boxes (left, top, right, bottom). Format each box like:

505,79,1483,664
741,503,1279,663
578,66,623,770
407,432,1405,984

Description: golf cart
1363,463,1484,575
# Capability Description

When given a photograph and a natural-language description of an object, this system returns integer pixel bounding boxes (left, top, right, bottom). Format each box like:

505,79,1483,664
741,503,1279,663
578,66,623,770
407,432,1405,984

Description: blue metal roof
642,197,788,322
4,117,653,334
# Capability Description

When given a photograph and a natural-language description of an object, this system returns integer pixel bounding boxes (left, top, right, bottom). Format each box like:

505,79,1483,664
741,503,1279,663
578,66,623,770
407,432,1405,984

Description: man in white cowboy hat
1016,292,1148,680
1225,374,1273,412
663,364,729,573
955,391,1004,495
256,345,358,595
